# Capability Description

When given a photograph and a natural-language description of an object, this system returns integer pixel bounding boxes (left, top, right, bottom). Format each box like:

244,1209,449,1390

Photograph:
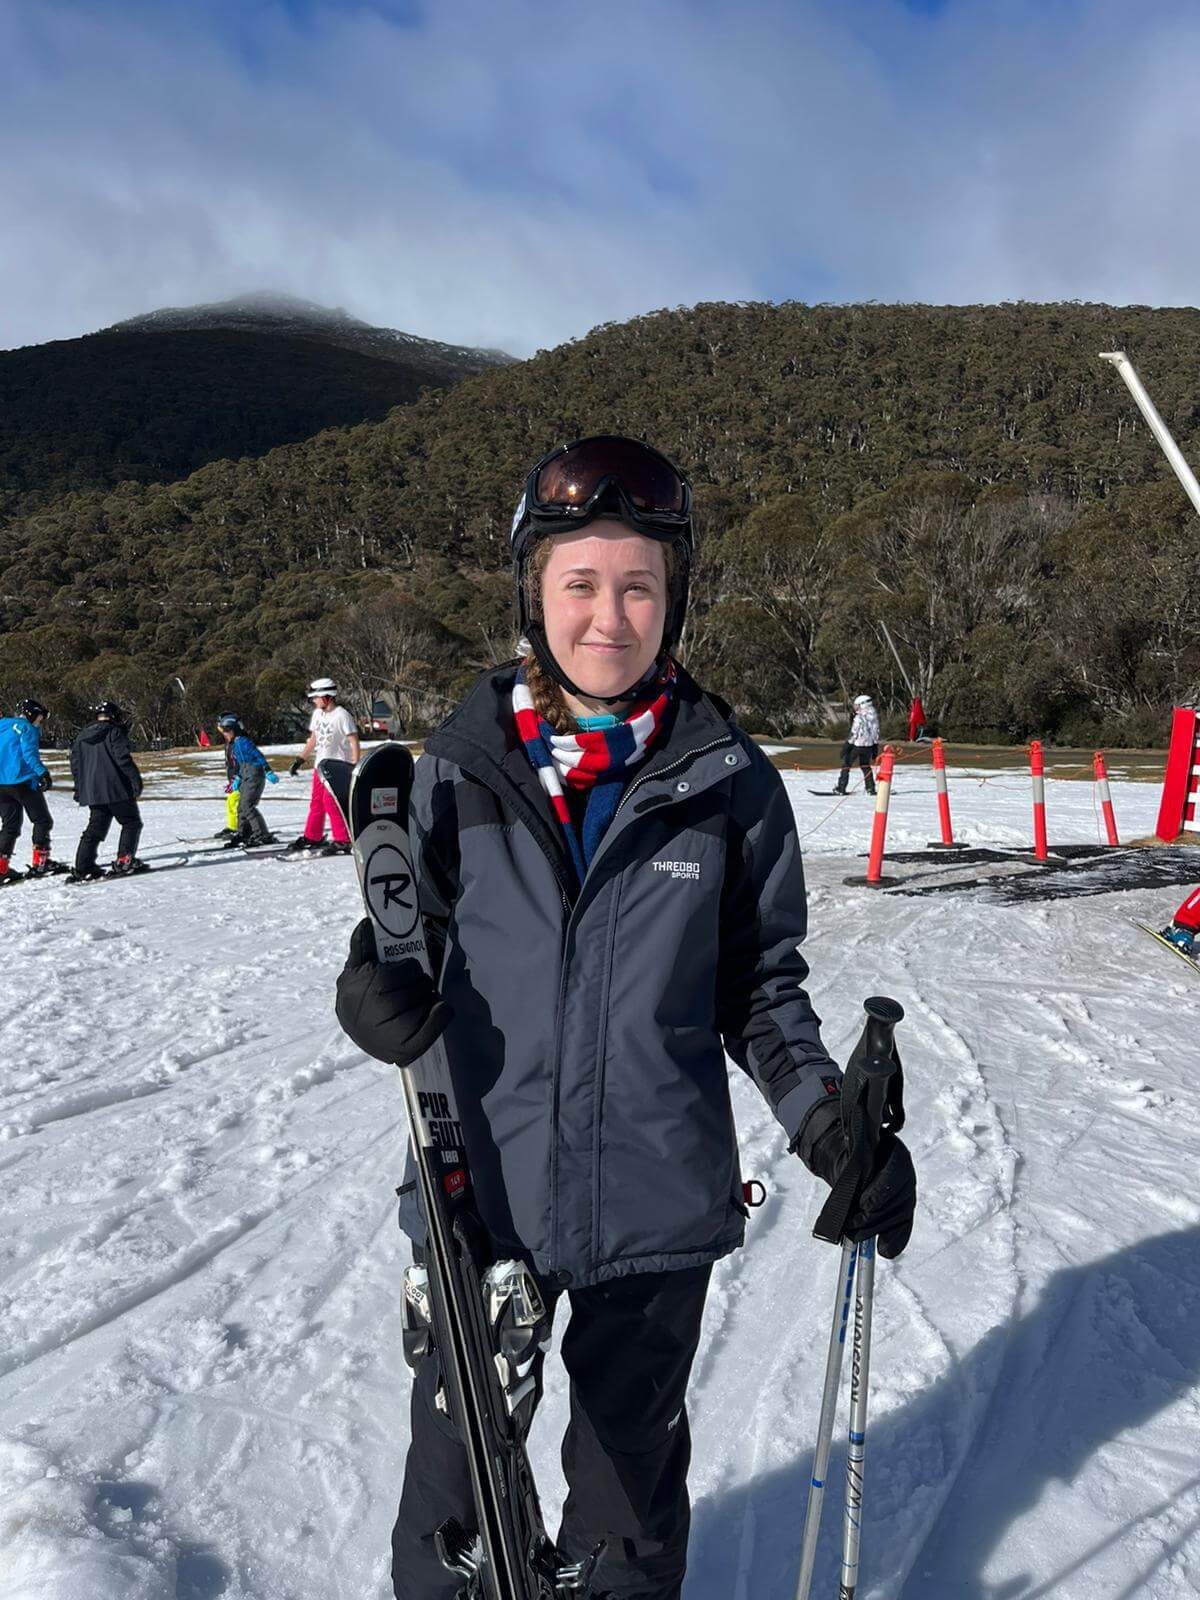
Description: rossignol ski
319,750,610,1600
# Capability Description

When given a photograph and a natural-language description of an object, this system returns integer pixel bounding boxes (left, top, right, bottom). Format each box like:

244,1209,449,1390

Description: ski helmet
19,699,48,723
92,700,124,721
510,435,694,703
306,677,338,701
853,694,874,708
216,713,243,733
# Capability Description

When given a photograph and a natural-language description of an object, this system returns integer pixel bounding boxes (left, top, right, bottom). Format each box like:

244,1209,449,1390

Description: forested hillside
0,299,511,518
1,300,1198,744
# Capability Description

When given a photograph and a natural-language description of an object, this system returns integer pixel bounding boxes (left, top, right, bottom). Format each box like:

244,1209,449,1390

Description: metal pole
795,1242,859,1600
877,620,917,700
839,1238,878,1600
1099,351,1200,518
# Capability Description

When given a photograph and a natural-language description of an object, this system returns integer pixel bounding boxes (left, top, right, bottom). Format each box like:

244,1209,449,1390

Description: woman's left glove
335,916,451,1068
794,1098,916,1259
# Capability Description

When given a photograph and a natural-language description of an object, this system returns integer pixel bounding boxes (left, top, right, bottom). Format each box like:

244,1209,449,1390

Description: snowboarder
216,714,279,847
334,435,917,1600
1158,885,1200,956
68,702,147,881
0,699,64,883
286,678,359,854
836,693,881,794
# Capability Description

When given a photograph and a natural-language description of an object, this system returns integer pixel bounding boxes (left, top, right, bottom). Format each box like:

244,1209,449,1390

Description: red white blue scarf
513,659,677,883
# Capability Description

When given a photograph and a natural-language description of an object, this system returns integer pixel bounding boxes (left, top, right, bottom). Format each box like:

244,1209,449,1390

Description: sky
3,0,1200,356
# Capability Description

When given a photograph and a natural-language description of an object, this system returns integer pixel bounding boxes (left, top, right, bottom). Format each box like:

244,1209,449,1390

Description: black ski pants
0,783,52,857
837,741,878,793
392,1261,712,1600
74,800,142,874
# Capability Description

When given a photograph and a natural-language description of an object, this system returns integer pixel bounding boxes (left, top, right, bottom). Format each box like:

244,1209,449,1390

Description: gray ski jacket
400,663,840,1287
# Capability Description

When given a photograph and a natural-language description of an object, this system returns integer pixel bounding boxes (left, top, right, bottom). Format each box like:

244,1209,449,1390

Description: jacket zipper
612,736,735,822
548,733,737,1275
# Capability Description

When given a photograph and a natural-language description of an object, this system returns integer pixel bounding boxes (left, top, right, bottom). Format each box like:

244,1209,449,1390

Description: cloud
2,0,1200,354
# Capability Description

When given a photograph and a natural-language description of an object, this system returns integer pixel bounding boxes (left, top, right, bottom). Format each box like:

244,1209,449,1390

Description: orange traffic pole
928,738,963,849
865,747,895,883
1094,751,1120,846
1029,740,1048,861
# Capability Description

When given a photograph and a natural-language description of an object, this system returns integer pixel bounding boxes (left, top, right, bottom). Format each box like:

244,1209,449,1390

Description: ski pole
797,997,905,1600
795,1239,858,1600
839,1236,877,1600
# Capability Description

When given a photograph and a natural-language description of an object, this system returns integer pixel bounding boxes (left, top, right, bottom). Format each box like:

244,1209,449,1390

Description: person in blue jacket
216,714,279,848
0,699,63,884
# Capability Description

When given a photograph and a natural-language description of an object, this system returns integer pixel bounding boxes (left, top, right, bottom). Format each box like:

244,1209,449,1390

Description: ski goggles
511,436,692,552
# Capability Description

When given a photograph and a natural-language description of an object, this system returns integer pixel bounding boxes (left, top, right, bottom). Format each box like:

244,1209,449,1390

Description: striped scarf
513,659,677,883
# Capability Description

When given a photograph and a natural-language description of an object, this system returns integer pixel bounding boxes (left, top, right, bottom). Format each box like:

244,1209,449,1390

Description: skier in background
216,714,279,848
286,677,360,855
215,728,242,842
835,692,880,794
68,702,147,881
908,694,927,742
0,699,63,884
334,436,917,1600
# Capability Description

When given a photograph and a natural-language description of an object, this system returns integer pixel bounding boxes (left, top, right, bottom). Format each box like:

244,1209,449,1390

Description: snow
2,753,1197,1598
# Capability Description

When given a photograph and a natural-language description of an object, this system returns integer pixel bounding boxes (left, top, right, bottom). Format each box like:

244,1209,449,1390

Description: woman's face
540,520,668,703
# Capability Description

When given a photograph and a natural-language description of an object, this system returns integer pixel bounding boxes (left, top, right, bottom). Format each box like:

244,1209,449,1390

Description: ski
320,750,609,1600
1133,920,1200,976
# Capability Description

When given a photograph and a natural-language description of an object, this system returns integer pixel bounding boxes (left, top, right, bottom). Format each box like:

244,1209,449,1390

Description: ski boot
27,848,69,878
107,855,151,878
1162,923,1196,956
327,840,352,856
0,854,24,887
213,826,237,840
245,833,278,849
285,834,319,853
66,866,104,884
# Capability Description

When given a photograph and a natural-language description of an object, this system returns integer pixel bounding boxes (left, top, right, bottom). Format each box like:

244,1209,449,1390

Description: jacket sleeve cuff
774,1070,842,1145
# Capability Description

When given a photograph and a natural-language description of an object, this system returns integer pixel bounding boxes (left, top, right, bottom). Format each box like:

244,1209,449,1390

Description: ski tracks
0,827,404,1598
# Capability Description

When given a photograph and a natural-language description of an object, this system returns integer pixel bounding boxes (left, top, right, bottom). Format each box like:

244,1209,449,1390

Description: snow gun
796,995,905,1600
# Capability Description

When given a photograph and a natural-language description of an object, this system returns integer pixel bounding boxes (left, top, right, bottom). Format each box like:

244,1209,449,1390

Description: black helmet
19,699,48,723
92,700,124,721
509,435,694,702
216,713,243,732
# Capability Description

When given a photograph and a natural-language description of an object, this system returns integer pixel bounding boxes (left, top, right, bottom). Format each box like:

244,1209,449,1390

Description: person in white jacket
835,694,880,794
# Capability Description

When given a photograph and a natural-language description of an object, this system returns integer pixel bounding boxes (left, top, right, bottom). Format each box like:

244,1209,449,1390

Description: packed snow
1,748,1197,1599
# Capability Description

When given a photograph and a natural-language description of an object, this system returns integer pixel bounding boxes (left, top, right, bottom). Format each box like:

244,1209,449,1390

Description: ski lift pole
1099,352,1200,517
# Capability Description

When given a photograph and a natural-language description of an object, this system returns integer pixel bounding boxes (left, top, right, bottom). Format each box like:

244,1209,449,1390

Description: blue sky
2,0,1199,354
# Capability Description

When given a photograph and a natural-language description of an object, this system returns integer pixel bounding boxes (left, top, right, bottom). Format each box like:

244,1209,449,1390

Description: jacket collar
424,661,739,889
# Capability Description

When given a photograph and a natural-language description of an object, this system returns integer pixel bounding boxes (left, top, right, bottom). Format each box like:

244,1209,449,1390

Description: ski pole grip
812,996,905,1245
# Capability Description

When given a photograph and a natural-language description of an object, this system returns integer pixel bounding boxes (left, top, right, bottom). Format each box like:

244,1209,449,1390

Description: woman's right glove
794,1097,916,1259
335,917,451,1068
289,757,303,776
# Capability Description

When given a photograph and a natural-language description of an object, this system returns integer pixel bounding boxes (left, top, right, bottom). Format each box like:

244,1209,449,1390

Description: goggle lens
533,437,686,515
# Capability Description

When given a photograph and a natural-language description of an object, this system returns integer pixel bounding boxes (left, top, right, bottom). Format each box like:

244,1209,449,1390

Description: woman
336,436,916,1600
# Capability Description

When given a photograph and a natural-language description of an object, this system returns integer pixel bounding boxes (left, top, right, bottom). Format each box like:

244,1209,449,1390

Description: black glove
795,1097,916,1259
335,917,451,1068
35,771,53,791
289,757,303,777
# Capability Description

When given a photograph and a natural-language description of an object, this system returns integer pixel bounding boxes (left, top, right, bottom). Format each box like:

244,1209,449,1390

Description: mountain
1,298,1197,745
103,291,514,382
0,293,513,517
